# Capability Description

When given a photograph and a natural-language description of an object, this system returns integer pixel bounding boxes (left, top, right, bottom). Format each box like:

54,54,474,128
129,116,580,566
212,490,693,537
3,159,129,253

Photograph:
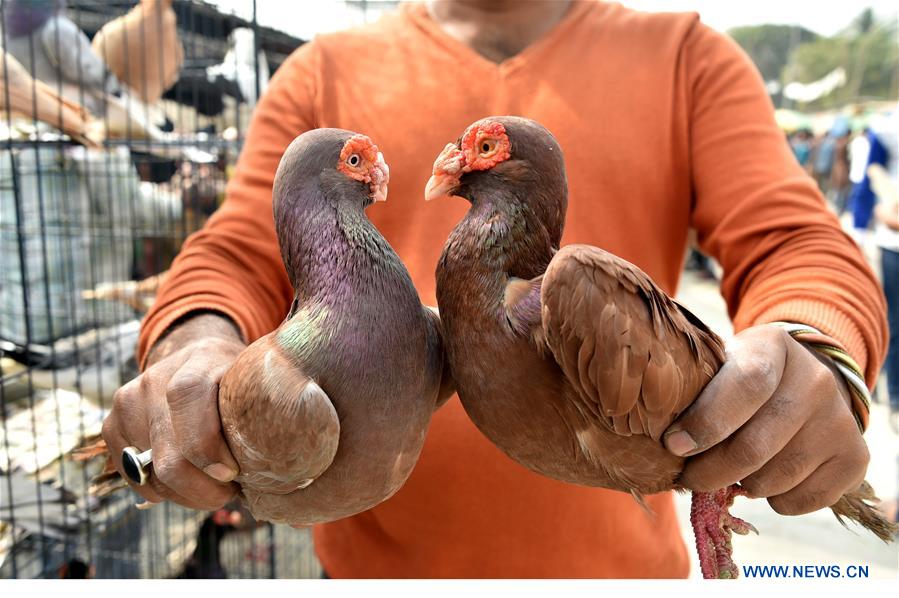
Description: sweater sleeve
136,42,321,367
684,21,888,386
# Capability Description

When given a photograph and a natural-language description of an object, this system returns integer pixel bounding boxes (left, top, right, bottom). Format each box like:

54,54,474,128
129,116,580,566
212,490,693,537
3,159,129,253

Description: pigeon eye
347,154,361,167
480,139,496,155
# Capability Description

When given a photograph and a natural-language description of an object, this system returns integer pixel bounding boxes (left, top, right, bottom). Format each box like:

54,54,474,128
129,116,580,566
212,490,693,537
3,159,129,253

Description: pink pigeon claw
691,485,758,579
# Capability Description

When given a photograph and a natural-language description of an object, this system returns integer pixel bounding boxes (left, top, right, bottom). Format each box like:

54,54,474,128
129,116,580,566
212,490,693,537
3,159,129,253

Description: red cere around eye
461,121,512,171
338,134,380,182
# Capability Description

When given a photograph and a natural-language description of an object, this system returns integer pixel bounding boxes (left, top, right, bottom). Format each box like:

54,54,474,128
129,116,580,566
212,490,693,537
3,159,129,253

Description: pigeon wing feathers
539,244,725,440
424,306,456,408
218,335,340,494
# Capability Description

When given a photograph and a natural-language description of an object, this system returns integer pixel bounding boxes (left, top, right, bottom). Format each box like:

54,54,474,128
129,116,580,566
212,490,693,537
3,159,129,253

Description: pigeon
173,506,248,579
217,129,453,526
427,116,895,578
1,0,119,116
205,27,269,109
91,0,183,106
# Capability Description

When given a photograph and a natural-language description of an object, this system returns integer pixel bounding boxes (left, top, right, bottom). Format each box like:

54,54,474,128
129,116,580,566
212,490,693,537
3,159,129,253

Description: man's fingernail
665,430,697,456
205,463,237,482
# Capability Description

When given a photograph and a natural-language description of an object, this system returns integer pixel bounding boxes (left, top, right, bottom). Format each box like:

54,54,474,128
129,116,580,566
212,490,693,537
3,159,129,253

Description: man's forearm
145,312,244,367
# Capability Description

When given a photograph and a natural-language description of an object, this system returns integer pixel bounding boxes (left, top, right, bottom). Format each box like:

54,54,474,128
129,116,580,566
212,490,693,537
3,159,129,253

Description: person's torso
300,1,698,577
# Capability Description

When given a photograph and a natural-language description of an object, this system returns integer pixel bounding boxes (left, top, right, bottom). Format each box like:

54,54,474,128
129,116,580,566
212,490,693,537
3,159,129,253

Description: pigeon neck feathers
439,183,559,289
277,179,407,310
438,116,568,287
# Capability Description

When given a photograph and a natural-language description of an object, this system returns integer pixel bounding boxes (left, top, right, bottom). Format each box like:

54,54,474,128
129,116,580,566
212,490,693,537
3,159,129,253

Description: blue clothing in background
883,248,899,410
814,137,835,175
849,130,890,230
793,140,811,166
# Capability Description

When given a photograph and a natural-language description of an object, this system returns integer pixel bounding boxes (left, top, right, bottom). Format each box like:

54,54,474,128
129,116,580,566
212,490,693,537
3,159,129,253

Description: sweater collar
401,1,598,75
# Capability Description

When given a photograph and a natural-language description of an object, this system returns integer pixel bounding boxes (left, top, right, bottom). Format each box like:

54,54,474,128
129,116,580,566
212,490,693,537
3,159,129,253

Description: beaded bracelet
772,321,871,433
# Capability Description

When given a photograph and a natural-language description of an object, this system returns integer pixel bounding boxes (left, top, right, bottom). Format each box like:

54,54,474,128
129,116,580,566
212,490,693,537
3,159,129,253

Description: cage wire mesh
0,0,320,578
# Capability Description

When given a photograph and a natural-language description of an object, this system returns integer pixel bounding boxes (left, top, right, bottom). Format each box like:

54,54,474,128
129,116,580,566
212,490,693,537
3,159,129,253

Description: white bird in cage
206,27,269,109
0,0,121,117
91,0,184,106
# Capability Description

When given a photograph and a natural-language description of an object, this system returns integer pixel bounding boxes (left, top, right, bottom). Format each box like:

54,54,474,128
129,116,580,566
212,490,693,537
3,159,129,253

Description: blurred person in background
850,127,872,186
812,128,837,195
101,0,888,578
828,122,853,215
870,110,899,433
849,126,891,239
790,128,813,167
848,127,872,236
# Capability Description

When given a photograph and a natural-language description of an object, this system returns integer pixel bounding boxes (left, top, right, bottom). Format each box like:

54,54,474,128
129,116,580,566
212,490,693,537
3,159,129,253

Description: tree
784,13,898,109
729,11,899,110
728,24,819,85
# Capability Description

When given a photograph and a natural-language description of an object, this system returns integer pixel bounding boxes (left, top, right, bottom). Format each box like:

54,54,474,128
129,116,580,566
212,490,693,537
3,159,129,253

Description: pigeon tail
829,480,897,543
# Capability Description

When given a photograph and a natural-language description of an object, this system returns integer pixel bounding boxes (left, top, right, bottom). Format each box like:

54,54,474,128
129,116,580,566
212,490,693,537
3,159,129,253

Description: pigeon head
335,133,390,205
426,116,568,244
272,128,391,286
274,128,388,221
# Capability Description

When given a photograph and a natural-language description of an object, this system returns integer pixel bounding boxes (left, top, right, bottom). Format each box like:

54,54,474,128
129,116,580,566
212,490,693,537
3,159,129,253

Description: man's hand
102,313,246,509
663,325,869,516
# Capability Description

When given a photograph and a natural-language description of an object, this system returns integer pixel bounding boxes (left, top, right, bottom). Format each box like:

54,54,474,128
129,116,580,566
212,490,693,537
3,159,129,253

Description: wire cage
0,0,320,579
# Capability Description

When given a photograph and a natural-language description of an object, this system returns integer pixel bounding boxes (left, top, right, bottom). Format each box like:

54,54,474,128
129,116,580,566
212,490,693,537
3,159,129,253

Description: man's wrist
145,311,244,367
804,345,854,411
771,321,870,432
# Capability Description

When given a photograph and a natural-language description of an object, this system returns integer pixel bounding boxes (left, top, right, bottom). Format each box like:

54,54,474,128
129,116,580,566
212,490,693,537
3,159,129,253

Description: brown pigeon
216,129,453,526
427,116,894,578
91,0,183,105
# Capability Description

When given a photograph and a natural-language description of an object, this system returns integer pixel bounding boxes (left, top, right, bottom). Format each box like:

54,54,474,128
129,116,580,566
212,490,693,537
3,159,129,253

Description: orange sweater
139,1,887,578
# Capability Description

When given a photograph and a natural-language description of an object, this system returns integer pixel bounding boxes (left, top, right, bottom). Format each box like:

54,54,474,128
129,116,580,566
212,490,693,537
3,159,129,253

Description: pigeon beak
370,151,389,203
425,143,466,201
425,172,460,202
